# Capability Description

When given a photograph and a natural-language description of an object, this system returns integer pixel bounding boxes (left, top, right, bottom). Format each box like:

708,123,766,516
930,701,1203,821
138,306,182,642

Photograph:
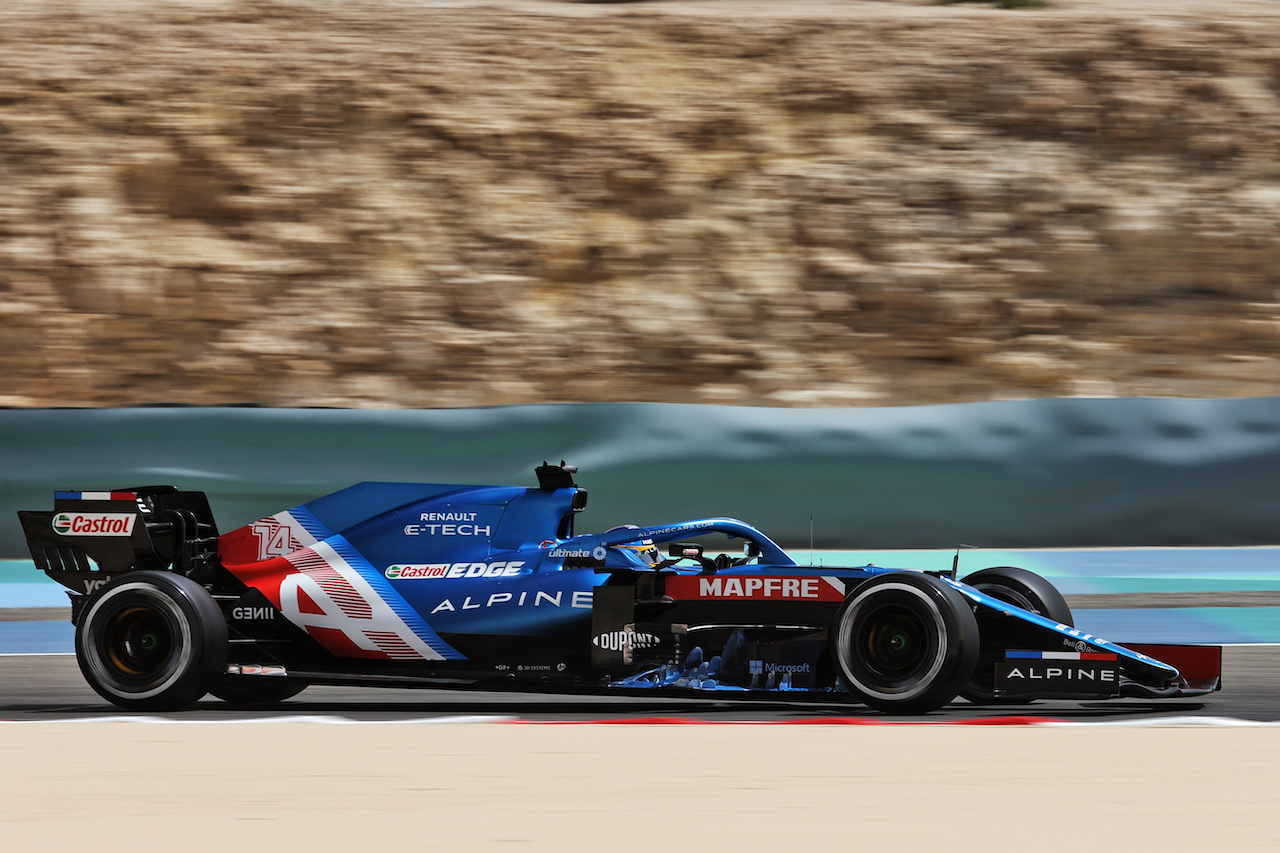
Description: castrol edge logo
52,512,136,537
385,561,526,580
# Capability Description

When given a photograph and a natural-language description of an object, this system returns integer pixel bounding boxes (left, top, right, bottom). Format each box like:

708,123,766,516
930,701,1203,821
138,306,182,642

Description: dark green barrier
3,397,1280,556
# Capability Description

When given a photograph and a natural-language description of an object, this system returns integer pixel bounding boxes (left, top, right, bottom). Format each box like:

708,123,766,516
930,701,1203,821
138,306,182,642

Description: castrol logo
52,512,136,537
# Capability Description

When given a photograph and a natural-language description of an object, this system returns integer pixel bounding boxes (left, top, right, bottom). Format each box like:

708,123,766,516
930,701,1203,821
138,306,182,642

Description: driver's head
604,525,662,567
616,538,661,567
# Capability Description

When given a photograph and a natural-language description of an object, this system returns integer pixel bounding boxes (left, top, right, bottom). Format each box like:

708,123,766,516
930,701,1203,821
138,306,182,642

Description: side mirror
669,542,704,559
743,541,762,558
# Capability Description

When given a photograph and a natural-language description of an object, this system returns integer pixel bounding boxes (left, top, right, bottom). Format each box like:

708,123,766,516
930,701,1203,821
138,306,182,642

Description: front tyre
76,571,227,711
960,566,1072,705
832,572,979,715
961,566,1072,626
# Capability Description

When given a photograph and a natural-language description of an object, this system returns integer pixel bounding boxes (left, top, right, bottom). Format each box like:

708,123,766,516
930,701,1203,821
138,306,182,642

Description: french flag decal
56,491,137,501
1006,650,1118,661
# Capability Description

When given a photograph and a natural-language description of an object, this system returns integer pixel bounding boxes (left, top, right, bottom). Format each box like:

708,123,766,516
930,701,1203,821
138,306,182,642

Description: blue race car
17,463,1221,713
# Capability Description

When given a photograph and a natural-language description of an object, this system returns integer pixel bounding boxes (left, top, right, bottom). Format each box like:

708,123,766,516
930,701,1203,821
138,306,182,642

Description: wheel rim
859,604,931,679
103,605,174,677
81,583,194,701
838,582,947,701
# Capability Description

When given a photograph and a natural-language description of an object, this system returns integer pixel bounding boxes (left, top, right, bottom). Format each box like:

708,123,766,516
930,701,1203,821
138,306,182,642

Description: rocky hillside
3,0,1280,408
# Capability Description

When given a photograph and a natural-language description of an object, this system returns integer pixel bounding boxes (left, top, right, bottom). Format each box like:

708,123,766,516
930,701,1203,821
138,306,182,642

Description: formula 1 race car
17,463,1221,714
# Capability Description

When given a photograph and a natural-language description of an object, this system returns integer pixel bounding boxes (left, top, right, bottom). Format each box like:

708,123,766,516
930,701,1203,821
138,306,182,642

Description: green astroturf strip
0,560,45,584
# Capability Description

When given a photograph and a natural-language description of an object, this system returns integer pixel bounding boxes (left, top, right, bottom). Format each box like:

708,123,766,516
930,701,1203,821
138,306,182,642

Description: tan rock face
3,0,1280,408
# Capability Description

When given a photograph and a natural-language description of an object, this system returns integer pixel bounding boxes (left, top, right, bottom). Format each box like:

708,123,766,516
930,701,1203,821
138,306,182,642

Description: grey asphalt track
2,647,1276,723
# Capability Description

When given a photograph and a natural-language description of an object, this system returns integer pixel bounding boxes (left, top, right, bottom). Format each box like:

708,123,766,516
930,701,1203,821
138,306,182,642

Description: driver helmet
604,525,662,567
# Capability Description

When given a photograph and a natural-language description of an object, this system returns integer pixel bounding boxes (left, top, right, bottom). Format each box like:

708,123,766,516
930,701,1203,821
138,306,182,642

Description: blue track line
0,622,73,655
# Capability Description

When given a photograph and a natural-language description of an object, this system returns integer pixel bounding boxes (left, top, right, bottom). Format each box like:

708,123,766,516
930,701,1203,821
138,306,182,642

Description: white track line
0,715,522,724
2,715,1279,726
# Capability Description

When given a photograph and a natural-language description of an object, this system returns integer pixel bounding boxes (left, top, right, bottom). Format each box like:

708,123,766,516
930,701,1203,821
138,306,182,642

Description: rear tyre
209,679,307,705
76,571,227,711
832,572,979,715
960,566,1073,704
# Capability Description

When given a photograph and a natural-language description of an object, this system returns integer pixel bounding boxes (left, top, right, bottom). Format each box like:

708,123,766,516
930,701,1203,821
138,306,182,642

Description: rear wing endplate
17,487,219,596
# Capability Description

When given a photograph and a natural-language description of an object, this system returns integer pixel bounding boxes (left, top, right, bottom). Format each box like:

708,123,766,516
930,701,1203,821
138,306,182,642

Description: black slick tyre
831,572,979,715
75,570,227,711
962,566,1072,626
960,566,1073,704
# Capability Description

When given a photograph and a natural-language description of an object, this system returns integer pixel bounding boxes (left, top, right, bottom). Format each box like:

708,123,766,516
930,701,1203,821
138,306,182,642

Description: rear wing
17,487,220,596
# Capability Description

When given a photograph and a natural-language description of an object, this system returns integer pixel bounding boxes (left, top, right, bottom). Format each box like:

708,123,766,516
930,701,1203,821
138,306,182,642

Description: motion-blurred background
4,0,1280,410
4,0,1280,552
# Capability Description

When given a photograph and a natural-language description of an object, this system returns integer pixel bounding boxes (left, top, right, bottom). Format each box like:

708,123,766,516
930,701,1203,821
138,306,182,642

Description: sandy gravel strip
2,722,1279,851
2,713,1276,725
0,608,71,622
